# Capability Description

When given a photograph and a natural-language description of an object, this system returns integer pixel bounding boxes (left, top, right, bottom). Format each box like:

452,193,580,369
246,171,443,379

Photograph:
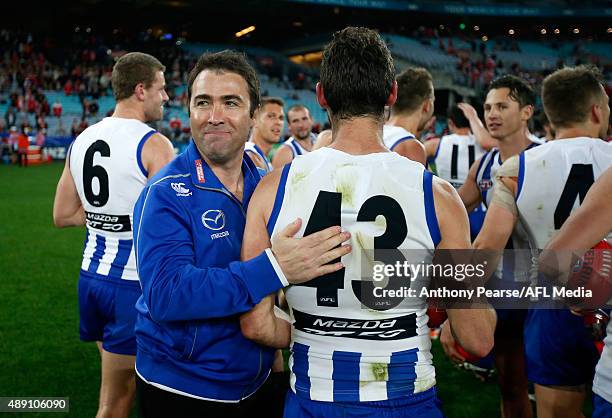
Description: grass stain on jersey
290,171,308,190
332,164,358,207
371,363,388,381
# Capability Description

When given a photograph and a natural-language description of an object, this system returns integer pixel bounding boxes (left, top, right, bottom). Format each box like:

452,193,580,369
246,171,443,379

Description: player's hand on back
271,218,351,284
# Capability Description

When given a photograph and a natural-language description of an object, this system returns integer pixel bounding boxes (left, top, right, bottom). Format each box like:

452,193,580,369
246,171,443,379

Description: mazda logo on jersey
292,309,417,340
201,209,226,231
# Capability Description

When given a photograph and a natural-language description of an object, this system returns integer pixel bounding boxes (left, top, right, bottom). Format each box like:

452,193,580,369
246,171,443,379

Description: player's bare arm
141,132,176,179
240,169,352,346
271,145,293,169
458,102,496,151
394,138,427,165
424,137,440,159
53,157,85,228
434,177,496,359
458,156,484,212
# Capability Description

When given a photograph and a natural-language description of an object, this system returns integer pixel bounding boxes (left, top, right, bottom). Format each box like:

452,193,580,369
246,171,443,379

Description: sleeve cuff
264,248,290,287
239,250,287,304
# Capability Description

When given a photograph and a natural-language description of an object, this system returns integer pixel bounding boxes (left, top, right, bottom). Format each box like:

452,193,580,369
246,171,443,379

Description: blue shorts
283,388,443,418
495,308,527,340
593,393,612,418
524,309,599,386
78,271,141,355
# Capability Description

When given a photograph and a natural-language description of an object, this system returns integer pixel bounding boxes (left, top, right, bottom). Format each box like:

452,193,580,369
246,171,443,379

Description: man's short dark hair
286,104,310,121
447,105,470,129
542,65,605,129
187,50,260,117
392,67,433,115
111,52,165,101
260,96,285,110
487,75,536,108
320,27,394,123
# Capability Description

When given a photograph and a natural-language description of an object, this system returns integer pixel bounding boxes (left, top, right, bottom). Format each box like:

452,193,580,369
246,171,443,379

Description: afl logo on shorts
479,179,493,191
202,209,226,231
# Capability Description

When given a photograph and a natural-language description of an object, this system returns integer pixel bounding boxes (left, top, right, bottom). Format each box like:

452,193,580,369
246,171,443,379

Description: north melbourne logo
171,182,192,197
202,209,226,231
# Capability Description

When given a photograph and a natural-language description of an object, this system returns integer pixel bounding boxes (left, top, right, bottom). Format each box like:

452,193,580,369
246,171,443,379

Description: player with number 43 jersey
239,27,496,417
53,52,174,418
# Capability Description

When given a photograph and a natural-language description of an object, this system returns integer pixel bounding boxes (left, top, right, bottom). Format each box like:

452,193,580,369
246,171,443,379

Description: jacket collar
186,139,261,206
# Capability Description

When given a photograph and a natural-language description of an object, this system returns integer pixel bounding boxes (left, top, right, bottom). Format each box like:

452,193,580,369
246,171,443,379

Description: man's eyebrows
192,94,245,101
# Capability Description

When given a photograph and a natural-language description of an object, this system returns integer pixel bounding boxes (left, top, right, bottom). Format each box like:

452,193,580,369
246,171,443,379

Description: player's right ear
316,82,328,109
134,83,146,101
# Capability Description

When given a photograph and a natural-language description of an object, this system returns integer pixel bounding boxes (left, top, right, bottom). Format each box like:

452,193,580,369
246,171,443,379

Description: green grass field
0,162,590,417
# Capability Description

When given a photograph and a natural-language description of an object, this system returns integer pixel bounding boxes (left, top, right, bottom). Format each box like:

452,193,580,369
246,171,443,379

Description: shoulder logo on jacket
171,182,192,197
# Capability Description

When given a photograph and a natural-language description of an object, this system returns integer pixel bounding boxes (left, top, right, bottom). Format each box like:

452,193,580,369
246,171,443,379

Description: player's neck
555,125,599,140
250,133,273,156
497,130,531,161
112,100,146,122
330,118,387,154
452,128,470,136
388,113,420,137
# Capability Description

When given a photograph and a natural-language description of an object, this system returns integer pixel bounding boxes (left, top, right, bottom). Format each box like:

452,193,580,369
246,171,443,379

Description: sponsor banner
292,309,417,340
85,211,131,232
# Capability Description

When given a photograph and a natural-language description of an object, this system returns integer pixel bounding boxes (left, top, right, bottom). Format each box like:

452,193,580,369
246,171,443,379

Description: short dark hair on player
187,50,260,117
260,96,285,109
487,75,535,108
286,104,310,121
111,52,165,102
392,67,433,115
447,105,470,129
320,27,394,123
542,65,605,129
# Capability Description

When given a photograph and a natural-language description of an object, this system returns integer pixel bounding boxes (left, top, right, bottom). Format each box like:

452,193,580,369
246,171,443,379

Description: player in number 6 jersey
52,52,175,418
239,27,496,417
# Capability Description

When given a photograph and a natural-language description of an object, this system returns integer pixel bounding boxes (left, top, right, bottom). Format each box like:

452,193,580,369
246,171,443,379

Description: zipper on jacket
192,184,247,217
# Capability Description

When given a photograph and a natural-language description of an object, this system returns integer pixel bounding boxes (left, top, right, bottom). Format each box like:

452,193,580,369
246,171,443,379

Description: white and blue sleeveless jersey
282,134,316,157
434,133,484,189
245,141,272,172
268,147,440,402
516,138,612,249
69,117,155,283
383,125,416,151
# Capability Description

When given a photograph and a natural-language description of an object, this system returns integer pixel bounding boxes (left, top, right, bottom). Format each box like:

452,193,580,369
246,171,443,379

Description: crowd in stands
409,25,610,94
0,26,609,164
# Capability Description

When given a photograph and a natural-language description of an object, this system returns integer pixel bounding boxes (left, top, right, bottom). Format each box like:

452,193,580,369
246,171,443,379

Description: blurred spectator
16,128,29,167
54,118,67,136
52,100,63,117
5,107,16,127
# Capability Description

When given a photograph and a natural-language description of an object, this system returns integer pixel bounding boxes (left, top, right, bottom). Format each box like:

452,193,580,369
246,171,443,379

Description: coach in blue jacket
132,51,350,417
